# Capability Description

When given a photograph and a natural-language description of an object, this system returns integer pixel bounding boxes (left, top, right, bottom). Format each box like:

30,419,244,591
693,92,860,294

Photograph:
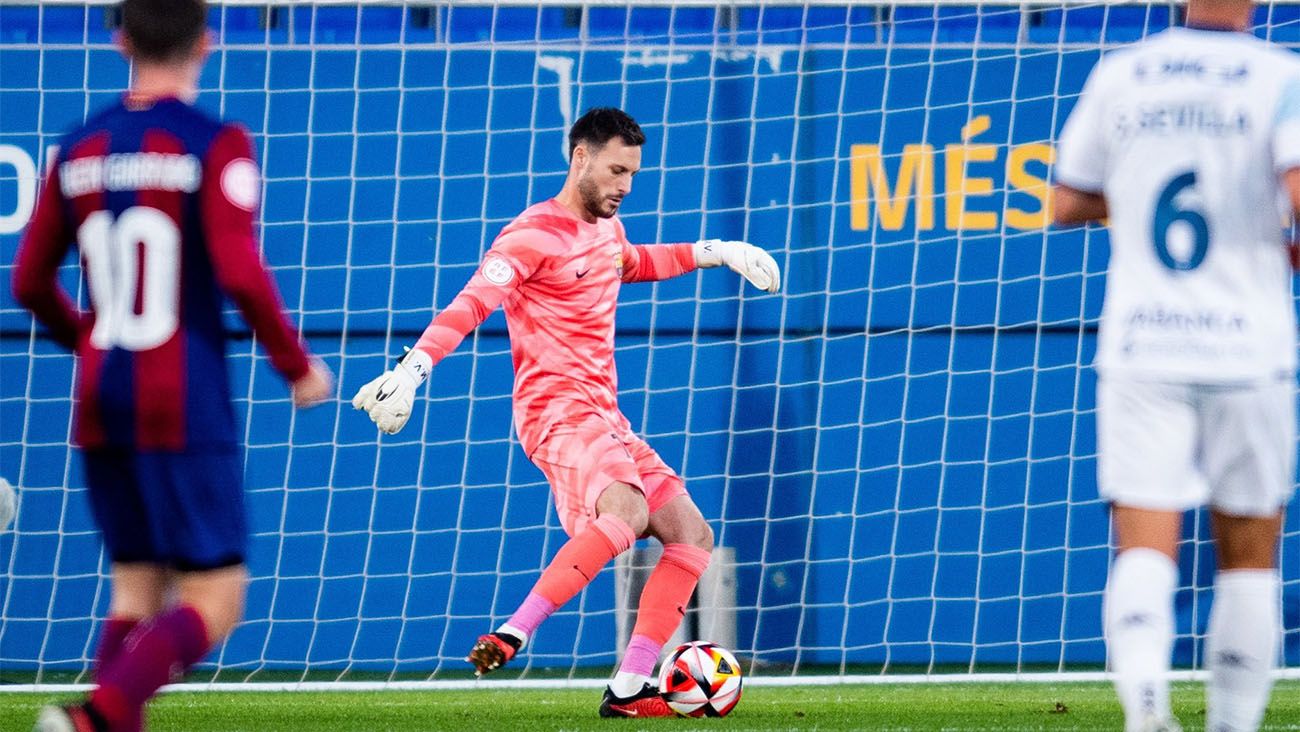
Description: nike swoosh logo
576,269,591,278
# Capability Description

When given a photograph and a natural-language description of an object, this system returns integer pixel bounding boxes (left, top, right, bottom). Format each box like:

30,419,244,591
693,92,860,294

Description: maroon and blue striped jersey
13,96,311,450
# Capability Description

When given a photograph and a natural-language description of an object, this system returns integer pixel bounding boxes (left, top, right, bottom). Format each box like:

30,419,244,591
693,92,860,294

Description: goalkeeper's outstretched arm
615,216,781,293
618,237,781,294
352,231,543,434
619,242,697,283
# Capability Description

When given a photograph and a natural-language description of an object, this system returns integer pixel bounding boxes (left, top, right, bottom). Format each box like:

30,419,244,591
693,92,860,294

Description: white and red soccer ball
657,641,743,717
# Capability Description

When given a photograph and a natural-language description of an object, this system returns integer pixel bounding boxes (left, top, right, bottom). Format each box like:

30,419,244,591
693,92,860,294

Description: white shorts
1097,377,1297,517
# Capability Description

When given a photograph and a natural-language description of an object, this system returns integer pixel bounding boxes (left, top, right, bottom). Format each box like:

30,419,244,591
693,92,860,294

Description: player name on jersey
1114,103,1251,138
60,152,202,197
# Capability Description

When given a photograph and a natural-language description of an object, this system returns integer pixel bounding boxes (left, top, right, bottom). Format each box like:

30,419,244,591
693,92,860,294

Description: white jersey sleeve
1273,76,1300,171
1056,66,1109,193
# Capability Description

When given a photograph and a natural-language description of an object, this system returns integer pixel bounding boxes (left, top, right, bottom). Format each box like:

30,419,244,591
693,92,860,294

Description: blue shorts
83,448,247,571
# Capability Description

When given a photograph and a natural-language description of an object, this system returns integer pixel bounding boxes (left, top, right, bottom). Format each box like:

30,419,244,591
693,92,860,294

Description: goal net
1,1,1298,686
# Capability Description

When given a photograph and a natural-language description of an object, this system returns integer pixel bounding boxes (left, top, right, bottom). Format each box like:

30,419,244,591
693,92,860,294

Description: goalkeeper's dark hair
121,0,208,63
568,107,645,156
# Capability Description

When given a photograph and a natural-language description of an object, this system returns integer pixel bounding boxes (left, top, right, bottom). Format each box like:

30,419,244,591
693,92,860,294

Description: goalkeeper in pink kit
353,108,780,717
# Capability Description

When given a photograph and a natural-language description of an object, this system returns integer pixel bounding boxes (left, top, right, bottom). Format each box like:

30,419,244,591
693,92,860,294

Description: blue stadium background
3,3,1300,677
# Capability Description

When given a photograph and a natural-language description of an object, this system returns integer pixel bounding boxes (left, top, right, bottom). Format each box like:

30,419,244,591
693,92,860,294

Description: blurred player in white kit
1055,0,1300,729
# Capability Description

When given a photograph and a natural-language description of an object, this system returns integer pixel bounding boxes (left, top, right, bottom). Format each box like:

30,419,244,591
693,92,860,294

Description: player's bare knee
109,593,164,621
688,519,714,553
189,592,245,643
1111,505,1180,562
618,499,649,538
596,482,649,535
177,565,248,643
109,563,168,619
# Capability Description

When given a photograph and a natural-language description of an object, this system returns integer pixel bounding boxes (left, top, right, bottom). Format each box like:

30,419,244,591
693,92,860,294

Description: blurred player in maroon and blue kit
13,0,333,729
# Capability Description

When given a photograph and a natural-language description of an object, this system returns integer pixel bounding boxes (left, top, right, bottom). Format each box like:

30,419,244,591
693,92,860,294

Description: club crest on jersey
220,158,260,211
613,249,623,278
482,255,515,286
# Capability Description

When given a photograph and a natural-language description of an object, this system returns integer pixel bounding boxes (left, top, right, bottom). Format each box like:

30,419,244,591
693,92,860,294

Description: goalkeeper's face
576,140,642,219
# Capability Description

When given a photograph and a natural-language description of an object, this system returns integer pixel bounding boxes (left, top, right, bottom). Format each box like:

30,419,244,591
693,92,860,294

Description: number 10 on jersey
79,206,181,351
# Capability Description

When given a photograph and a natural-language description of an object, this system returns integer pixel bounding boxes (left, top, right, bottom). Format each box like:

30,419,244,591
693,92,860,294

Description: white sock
610,670,650,698
1104,547,1178,731
496,623,529,649
1206,570,1279,732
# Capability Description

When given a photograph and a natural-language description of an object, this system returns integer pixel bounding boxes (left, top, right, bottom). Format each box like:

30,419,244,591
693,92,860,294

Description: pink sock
619,544,711,675
94,617,139,681
620,634,663,677
91,605,209,728
530,513,635,604
94,616,143,731
501,514,635,641
502,592,558,640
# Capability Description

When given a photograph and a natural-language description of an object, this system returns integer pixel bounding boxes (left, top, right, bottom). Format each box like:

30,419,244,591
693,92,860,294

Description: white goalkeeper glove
351,348,433,435
694,239,782,293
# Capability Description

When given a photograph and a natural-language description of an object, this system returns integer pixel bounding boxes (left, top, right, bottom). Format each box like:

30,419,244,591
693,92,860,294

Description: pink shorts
530,417,686,537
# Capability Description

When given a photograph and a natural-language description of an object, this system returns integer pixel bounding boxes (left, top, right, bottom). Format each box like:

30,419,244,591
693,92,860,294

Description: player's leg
613,492,711,694
1204,511,1282,732
470,421,648,676
78,449,248,731
88,565,246,730
44,564,168,732
1107,507,1182,732
506,480,647,638
35,563,243,732
1098,378,1200,732
469,422,649,675
84,567,164,730
77,450,166,680
601,490,712,718
96,564,167,679
469,480,643,675
35,451,164,731
1201,379,1293,732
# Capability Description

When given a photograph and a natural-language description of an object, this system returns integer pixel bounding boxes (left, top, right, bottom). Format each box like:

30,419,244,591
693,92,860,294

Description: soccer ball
656,641,743,717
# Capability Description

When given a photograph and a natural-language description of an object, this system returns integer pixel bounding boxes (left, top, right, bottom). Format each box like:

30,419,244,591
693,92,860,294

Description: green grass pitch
4,681,1300,730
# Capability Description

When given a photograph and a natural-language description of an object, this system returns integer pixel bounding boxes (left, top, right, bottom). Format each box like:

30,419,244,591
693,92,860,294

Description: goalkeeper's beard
578,173,620,219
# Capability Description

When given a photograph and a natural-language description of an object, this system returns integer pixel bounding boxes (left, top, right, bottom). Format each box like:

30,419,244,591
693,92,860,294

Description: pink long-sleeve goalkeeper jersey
414,198,697,456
